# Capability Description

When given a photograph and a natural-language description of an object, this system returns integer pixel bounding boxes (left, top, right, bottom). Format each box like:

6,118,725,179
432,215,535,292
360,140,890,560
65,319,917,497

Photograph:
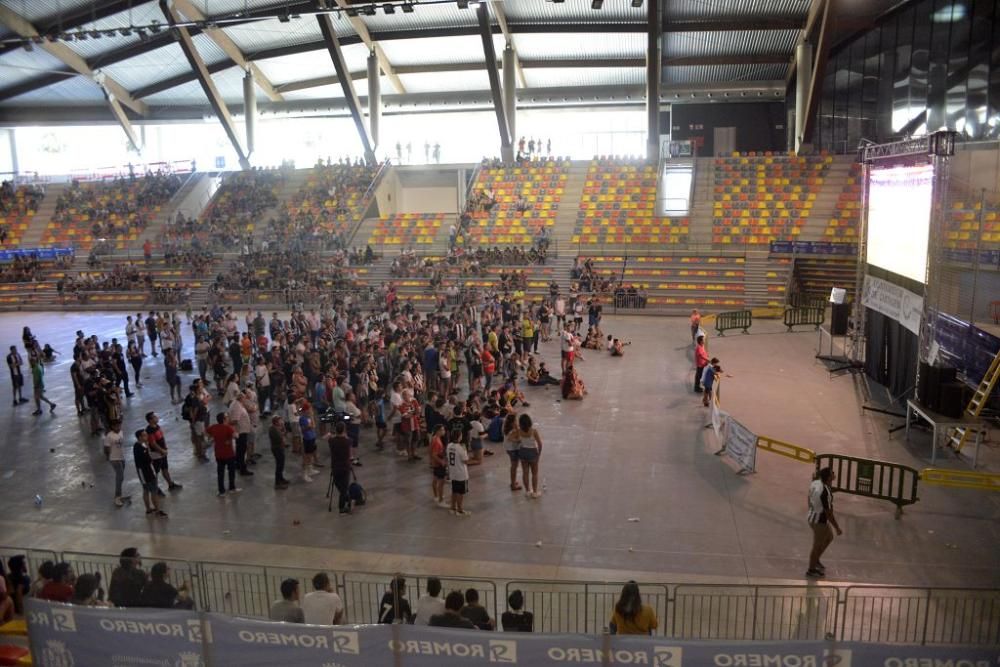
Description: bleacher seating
42,174,181,251
200,170,281,244
464,159,569,245
369,213,446,246
284,163,377,238
573,160,688,246
580,255,751,308
825,163,861,243
0,183,43,248
712,153,832,246
946,198,1000,254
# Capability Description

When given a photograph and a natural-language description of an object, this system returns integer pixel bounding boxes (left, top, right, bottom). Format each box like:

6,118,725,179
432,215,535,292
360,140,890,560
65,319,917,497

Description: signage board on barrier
862,274,924,335
25,598,206,667
24,599,1000,667
722,415,758,473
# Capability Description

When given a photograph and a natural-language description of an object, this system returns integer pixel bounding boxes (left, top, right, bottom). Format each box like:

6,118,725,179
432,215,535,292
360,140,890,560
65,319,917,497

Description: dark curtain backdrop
865,308,919,397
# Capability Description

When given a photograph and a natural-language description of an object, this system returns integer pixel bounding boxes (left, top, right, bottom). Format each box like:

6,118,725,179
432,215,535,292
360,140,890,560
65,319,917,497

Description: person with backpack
328,421,353,514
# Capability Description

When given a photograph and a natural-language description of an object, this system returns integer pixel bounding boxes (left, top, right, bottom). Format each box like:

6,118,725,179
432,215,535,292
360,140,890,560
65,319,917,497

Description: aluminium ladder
944,349,1000,452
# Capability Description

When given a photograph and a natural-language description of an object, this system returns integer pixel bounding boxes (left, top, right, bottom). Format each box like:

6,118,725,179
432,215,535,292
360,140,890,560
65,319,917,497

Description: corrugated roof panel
5,74,107,104
524,66,645,89
379,34,503,67
358,2,477,32
223,17,330,55
280,85,349,102
190,32,231,64
55,32,143,61
141,78,207,106
0,47,67,89
5,0,76,25
99,42,194,92
515,32,644,60
399,69,491,94
503,0,645,23
664,0,812,20
664,63,789,84
255,44,369,86
664,29,800,58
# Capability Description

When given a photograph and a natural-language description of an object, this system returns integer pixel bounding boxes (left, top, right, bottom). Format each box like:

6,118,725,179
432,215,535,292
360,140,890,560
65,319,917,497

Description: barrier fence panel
340,571,498,626
715,310,753,336
61,551,196,605
506,581,588,634
263,565,338,619
923,589,1000,646
196,561,271,618
672,585,838,641
585,583,670,636
784,306,825,331
815,454,919,517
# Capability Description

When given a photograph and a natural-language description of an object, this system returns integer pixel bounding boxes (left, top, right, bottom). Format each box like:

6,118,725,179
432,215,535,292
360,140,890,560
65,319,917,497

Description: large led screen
866,163,934,283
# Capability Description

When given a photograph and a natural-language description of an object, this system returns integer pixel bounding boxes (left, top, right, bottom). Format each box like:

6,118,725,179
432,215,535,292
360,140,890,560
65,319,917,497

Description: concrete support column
243,70,257,156
795,41,813,153
6,129,19,176
367,52,381,152
502,44,517,146
646,0,662,163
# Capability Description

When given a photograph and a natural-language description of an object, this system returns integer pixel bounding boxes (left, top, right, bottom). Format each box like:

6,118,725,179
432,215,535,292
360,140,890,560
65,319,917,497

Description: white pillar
502,45,517,144
243,70,257,156
367,52,381,151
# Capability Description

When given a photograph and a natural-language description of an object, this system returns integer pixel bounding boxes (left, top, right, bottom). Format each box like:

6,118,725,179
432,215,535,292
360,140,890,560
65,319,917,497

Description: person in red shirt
428,424,447,505
38,562,74,603
142,239,152,260
694,334,709,393
481,348,496,390
206,412,240,497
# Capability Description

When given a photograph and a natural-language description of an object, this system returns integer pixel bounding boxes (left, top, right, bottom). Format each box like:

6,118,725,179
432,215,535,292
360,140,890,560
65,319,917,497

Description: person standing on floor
145,311,158,357
6,345,27,406
689,309,701,343
328,421,353,514
145,412,181,493
806,466,842,578
29,357,56,416
206,412,240,497
269,414,290,489
103,420,127,507
227,394,254,477
446,428,471,517
133,430,166,518
693,334,709,393
134,312,147,357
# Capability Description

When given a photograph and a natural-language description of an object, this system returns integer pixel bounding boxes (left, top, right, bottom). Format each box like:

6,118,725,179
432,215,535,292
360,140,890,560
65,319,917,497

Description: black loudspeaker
917,364,959,411
830,303,850,336
938,381,966,418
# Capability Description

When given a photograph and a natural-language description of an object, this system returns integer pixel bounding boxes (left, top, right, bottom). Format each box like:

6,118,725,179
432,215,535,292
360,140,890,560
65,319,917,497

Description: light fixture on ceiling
149,20,161,33
119,27,131,36
90,30,102,38
457,0,469,7
23,40,33,51
362,4,376,15
345,7,358,16
278,10,291,22
75,31,88,40
591,0,603,7
401,2,414,12
383,3,395,14
630,0,642,6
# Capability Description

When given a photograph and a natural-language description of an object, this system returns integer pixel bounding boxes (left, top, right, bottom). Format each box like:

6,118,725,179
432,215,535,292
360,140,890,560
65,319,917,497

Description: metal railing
344,160,391,248
5,545,998,646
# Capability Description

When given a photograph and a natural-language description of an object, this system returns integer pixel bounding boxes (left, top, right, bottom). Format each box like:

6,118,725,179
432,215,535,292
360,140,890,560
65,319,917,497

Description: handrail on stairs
345,160,392,248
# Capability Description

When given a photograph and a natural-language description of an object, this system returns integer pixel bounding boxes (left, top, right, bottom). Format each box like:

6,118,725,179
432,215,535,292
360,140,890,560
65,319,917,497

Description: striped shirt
807,480,832,524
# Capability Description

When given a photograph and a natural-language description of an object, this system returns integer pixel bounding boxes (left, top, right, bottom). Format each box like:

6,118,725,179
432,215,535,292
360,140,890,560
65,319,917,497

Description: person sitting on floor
610,338,629,357
561,364,586,401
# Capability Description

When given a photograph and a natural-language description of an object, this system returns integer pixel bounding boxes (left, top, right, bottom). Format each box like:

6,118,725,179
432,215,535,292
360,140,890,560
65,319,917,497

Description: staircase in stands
251,169,309,244
548,163,589,257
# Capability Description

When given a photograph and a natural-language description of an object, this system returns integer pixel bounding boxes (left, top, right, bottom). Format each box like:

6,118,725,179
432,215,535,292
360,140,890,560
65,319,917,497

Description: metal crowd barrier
714,309,753,336
814,453,920,519
3,545,999,646
784,306,825,331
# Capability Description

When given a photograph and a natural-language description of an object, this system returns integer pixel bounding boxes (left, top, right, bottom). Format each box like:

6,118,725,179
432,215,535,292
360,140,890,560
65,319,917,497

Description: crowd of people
199,168,283,247
53,170,182,241
0,181,44,246
208,249,361,299
0,254,45,283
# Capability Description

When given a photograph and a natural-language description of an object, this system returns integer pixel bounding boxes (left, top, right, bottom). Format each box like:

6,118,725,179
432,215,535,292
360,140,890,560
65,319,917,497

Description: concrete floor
0,311,997,588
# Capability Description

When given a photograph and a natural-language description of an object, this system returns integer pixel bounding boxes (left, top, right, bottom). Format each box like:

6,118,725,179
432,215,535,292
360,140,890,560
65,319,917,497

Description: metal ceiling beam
799,0,836,149
171,0,282,102
332,0,405,94
489,1,528,89
0,81,788,124
0,0,149,57
316,11,375,165
664,17,804,32
0,3,148,117
0,71,73,104
476,2,511,161
785,0,828,89
160,0,250,170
